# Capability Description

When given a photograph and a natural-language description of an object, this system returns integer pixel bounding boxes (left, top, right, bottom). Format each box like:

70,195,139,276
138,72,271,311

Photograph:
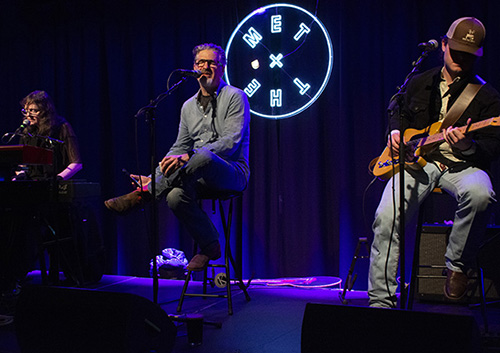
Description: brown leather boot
444,269,468,300
104,189,152,214
187,242,221,272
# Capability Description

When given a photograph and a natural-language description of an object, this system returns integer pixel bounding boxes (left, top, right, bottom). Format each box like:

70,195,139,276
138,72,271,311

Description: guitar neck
412,116,499,148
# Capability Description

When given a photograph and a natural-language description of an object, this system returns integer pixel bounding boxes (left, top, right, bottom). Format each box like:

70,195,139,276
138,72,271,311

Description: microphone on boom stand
176,69,203,78
417,39,439,52
2,119,31,144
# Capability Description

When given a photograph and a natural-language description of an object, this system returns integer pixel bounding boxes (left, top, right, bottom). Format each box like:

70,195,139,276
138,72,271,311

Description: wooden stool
177,193,251,315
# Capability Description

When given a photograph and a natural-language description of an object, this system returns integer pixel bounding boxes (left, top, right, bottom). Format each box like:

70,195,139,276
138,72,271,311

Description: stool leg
478,267,489,333
223,198,251,302
225,248,233,315
220,199,233,315
235,196,243,277
177,270,192,312
203,267,209,295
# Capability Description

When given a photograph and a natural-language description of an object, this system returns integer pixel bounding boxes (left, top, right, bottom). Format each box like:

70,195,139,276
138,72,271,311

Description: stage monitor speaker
15,286,176,353
301,303,481,353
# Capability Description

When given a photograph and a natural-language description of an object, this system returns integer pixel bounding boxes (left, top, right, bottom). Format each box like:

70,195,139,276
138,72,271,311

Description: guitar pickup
378,158,399,168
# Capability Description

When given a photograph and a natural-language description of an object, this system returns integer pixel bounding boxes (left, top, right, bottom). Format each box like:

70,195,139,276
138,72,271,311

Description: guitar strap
440,80,484,130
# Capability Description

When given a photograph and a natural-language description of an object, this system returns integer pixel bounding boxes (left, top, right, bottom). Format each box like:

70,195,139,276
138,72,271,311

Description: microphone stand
44,136,64,283
26,134,65,283
135,77,188,304
1,130,34,145
386,47,434,309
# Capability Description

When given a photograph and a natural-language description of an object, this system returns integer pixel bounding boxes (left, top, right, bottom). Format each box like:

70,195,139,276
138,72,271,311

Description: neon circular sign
225,3,334,119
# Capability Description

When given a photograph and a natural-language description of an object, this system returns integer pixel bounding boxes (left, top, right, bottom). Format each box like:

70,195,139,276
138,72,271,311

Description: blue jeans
368,162,495,308
148,147,247,250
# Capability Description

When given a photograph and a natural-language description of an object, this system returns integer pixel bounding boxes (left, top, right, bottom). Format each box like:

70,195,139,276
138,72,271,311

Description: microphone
177,69,203,78
18,119,31,131
1,119,31,144
418,39,439,51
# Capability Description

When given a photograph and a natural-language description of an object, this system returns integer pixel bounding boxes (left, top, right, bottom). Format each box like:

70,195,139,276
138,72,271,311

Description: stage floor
1,271,499,352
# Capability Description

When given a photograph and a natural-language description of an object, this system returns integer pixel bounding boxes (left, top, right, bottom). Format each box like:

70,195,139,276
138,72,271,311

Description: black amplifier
417,225,500,302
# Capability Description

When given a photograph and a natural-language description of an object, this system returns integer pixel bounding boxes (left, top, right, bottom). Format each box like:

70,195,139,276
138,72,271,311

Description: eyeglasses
194,59,220,68
21,108,41,116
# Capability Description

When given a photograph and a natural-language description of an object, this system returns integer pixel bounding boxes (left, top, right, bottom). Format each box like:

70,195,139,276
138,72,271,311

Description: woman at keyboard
16,90,82,181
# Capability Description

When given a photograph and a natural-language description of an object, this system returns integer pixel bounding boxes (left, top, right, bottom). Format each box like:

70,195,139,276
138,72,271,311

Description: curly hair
20,90,60,136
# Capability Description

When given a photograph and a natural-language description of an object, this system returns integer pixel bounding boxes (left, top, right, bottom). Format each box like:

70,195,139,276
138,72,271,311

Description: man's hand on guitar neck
442,118,474,152
388,130,417,161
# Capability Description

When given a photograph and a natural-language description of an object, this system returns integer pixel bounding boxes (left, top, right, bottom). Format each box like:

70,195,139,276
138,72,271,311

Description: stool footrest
183,293,228,299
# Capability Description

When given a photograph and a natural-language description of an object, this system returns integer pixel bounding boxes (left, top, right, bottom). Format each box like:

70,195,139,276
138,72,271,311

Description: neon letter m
243,27,263,49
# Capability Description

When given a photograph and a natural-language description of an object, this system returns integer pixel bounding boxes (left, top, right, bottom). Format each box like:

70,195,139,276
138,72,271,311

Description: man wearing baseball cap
368,17,500,308
446,17,485,56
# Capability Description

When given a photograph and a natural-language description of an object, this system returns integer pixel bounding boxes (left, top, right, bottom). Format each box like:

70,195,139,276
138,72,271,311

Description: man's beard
200,75,214,87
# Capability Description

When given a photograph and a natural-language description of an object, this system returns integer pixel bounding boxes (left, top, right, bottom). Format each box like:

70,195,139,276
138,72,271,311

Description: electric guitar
370,116,500,180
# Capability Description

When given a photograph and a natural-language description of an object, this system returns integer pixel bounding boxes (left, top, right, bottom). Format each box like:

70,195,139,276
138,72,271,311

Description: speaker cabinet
15,286,176,353
301,303,481,353
417,225,500,301
416,225,450,300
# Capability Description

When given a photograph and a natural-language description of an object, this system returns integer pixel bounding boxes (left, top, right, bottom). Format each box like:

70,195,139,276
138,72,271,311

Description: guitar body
371,146,427,180
372,121,442,180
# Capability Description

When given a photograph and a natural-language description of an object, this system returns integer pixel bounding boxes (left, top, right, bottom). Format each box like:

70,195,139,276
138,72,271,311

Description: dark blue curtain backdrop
3,0,500,288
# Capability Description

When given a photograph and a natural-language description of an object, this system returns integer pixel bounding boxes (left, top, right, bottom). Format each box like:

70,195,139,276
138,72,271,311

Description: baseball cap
446,17,485,56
